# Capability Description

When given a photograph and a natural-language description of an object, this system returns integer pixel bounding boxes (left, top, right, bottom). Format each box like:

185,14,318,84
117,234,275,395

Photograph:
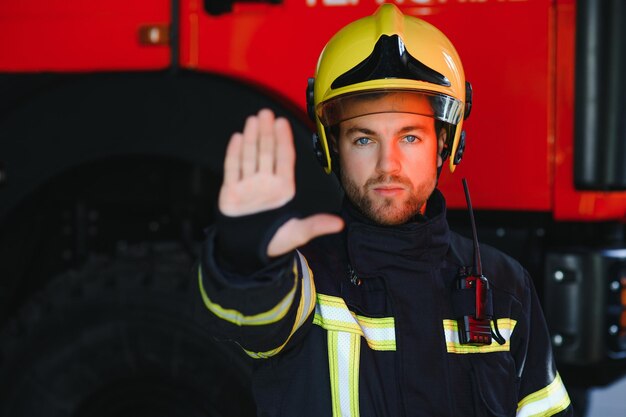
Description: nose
376,142,401,174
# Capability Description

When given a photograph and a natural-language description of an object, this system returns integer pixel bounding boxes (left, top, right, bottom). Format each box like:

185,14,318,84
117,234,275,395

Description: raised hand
218,109,343,258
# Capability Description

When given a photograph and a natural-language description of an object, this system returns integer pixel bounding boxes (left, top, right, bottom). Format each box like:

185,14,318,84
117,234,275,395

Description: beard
341,171,435,226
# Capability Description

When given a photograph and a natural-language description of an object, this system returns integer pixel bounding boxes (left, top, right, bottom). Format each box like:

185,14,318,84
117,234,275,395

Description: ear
437,128,447,168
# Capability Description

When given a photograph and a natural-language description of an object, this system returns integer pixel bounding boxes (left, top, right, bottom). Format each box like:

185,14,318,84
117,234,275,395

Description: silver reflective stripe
294,251,314,330
516,373,571,417
443,318,516,354
314,293,396,351
199,263,297,326
355,315,396,351
328,330,361,417
244,251,316,359
315,293,396,416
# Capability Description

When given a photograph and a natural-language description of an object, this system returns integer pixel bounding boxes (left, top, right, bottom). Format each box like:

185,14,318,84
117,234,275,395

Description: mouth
371,184,406,196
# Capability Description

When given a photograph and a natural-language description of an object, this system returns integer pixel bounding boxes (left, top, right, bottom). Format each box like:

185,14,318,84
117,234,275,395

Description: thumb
267,214,344,258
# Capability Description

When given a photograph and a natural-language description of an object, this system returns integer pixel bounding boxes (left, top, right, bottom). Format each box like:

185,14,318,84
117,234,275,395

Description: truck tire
0,242,255,417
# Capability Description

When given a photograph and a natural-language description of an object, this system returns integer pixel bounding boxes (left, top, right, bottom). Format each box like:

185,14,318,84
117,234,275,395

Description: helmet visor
317,90,463,127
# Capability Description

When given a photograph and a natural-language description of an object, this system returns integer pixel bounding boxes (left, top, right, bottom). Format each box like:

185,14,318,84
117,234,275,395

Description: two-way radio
455,179,505,346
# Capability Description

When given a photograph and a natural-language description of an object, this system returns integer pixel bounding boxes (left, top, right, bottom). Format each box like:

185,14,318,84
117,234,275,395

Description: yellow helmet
307,3,472,174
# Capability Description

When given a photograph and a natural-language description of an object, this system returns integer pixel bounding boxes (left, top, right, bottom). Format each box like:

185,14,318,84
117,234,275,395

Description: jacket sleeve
514,271,573,417
197,227,316,359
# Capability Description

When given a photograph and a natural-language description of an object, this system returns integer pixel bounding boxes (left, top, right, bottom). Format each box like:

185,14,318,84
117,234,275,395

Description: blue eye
404,135,418,143
355,137,371,145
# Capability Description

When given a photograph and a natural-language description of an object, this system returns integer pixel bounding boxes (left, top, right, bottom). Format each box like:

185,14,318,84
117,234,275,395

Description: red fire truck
0,0,624,415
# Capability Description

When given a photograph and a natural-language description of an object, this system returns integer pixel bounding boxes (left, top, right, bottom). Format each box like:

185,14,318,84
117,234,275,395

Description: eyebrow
343,125,428,137
344,127,376,137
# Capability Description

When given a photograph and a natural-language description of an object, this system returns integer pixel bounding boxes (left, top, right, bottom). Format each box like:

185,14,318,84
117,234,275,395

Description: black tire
0,242,255,417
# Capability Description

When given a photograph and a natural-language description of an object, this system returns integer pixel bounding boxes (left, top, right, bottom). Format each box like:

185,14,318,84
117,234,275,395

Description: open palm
218,109,343,257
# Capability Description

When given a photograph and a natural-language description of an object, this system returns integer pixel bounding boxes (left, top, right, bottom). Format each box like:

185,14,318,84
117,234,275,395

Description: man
198,4,573,416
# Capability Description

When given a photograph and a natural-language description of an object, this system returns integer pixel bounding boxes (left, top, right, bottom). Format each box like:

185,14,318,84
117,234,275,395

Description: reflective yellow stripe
245,251,316,359
443,318,517,353
328,330,361,417
198,262,297,326
316,293,395,417
349,333,360,417
328,331,342,417
517,373,571,417
313,293,396,351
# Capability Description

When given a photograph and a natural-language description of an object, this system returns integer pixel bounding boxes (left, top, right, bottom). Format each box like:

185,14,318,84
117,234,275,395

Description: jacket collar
342,189,450,277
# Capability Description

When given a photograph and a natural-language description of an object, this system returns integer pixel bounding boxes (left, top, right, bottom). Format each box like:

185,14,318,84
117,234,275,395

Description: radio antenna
462,178,482,277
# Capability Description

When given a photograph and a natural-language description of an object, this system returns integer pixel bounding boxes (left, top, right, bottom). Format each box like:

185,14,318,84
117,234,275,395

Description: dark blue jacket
198,190,573,417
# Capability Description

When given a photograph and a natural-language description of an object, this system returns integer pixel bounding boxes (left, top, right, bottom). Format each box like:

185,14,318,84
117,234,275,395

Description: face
336,109,443,226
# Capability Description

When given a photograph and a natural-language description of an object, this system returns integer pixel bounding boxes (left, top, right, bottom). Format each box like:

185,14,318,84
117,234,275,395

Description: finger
267,214,344,257
274,117,296,180
295,214,345,242
241,115,259,178
223,132,243,185
257,109,276,174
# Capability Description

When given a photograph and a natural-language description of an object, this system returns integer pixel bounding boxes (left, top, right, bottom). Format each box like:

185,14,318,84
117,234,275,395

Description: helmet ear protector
464,81,473,120
307,78,331,169
307,4,471,175
446,80,472,168
448,80,472,166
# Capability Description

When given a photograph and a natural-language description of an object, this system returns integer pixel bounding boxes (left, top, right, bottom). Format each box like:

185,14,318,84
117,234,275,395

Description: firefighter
198,4,573,416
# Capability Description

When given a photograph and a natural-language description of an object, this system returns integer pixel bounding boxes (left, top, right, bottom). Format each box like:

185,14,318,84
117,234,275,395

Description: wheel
0,242,255,417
